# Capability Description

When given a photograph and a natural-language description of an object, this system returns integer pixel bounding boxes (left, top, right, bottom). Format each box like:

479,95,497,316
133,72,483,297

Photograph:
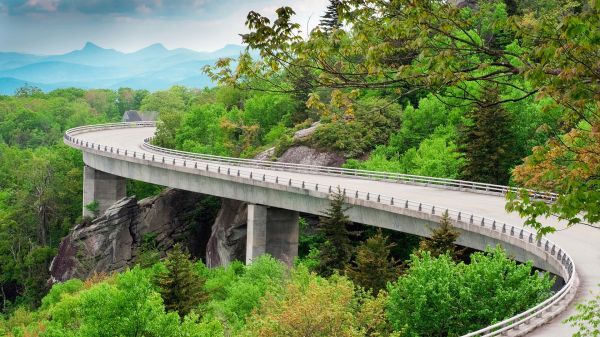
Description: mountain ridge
0,42,246,94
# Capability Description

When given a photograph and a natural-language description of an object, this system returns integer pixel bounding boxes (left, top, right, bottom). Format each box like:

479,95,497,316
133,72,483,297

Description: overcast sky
0,0,328,54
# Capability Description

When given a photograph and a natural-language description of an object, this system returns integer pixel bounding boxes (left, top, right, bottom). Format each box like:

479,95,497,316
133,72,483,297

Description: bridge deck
72,126,600,336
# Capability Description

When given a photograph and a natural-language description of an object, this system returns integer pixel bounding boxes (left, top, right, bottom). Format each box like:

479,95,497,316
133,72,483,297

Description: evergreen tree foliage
319,0,342,34
419,211,461,259
316,189,356,277
459,86,515,185
345,230,402,295
156,244,207,318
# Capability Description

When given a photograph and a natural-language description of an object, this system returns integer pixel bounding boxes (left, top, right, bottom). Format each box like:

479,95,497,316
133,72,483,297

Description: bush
387,247,554,336
347,124,463,179
310,97,402,158
202,256,285,332
242,266,398,337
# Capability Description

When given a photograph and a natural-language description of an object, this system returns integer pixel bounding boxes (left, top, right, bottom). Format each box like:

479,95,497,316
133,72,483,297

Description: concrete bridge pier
246,204,299,266
83,165,127,218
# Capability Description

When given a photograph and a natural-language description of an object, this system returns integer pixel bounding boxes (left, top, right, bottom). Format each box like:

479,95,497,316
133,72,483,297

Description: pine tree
419,211,461,259
316,188,356,277
458,85,515,185
155,244,207,318
319,0,342,34
345,230,402,295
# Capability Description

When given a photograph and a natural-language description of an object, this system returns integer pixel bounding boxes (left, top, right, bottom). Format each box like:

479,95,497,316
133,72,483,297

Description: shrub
310,97,402,158
387,247,554,336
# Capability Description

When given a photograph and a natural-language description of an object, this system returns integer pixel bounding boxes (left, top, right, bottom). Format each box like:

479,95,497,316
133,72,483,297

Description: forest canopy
207,0,600,235
1,0,599,336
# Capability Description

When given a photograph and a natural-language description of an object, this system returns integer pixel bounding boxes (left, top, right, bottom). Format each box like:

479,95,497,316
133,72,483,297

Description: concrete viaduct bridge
64,122,600,337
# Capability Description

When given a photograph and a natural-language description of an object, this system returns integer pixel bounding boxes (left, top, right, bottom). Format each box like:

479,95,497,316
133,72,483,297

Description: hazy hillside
0,42,245,94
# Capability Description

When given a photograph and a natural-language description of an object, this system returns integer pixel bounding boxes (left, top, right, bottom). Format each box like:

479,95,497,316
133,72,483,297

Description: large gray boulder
122,110,159,122
205,199,248,268
49,189,211,282
278,145,344,167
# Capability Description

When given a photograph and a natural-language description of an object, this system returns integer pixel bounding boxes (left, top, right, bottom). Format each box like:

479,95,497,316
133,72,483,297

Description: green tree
387,247,554,337
393,95,458,154
213,0,600,231
459,86,515,185
401,125,463,178
243,92,297,139
565,286,600,337
345,230,402,295
310,97,402,158
319,0,342,34
418,211,461,259
203,256,285,332
142,87,188,148
155,244,207,318
46,267,180,337
242,267,374,337
176,103,229,155
84,89,119,120
316,189,356,277
14,85,43,98
116,87,136,113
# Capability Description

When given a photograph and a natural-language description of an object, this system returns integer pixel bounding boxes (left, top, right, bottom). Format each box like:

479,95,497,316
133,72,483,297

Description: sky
0,0,328,54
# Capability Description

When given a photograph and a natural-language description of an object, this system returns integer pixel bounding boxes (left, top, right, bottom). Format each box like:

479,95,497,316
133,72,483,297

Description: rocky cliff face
205,122,344,267
50,189,214,282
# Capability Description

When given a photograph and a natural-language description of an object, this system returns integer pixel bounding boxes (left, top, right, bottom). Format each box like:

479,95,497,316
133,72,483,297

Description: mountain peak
82,42,102,50
135,43,168,54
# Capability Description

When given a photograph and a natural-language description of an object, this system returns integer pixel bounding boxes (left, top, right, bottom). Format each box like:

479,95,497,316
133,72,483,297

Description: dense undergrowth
0,246,553,337
1,0,599,334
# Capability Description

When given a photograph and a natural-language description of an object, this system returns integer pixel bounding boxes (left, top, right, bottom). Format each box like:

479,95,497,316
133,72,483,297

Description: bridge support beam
83,165,126,218
246,204,299,266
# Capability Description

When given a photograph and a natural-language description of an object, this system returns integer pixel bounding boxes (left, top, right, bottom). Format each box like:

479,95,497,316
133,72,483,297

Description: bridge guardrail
67,121,558,201
141,140,557,202
64,122,576,337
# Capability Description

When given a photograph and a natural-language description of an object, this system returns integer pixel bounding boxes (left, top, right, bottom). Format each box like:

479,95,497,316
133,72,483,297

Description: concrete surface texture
83,165,126,217
67,125,600,337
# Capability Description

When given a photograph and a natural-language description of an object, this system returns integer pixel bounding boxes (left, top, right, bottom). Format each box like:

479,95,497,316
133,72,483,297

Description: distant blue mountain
0,61,122,83
0,42,246,95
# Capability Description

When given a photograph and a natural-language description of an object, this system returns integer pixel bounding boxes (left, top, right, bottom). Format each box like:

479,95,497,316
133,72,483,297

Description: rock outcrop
205,122,344,267
205,199,248,267
50,189,213,282
278,145,345,167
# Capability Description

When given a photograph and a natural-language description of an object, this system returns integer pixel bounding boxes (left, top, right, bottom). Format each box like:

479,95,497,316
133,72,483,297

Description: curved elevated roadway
64,122,600,337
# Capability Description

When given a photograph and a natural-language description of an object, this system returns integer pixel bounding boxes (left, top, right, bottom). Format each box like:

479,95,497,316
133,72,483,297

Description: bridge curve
64,122,600,337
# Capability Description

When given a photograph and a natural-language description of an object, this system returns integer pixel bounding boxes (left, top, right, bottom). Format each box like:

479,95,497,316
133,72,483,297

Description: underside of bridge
83,164,302,265
79,151,564,275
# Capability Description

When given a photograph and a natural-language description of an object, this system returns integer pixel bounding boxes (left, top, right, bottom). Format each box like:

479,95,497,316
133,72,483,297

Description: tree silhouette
316,188,356,277
319,0,342,34
418,211,461,260
345,230,402,295
155,244,206,318
459,85,515,185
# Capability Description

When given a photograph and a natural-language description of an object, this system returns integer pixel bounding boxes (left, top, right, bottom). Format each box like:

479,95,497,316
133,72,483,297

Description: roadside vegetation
0,0,598,335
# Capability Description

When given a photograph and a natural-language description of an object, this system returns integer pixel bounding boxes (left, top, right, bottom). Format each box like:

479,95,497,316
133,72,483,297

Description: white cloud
0,0,327,54
24,0,60,12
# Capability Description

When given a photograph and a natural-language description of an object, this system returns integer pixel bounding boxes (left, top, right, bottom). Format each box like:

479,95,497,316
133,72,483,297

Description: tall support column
246,204,268,264
246,204,299,266
265,208,299,266
83,165,126,218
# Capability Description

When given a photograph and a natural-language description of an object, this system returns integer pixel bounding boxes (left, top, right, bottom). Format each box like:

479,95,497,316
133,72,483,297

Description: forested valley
1,0,599,336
